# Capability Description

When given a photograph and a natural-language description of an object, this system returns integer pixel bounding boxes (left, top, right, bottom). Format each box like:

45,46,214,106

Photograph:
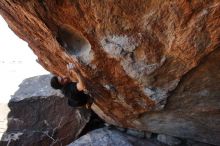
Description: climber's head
50,76,63,89
50,76,70,89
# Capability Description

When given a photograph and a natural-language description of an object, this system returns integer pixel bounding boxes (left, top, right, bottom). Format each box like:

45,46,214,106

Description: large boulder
0,1,220,145
0,75,90,146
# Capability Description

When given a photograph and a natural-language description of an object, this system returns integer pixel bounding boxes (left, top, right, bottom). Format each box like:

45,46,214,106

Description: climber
50,63,93,108
50,76,92,108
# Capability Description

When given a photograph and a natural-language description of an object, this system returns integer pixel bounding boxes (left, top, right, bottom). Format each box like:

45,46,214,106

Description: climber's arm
67,63,85,91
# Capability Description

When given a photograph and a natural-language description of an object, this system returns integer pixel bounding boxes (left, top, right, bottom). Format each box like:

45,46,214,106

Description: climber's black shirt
61,82,90,107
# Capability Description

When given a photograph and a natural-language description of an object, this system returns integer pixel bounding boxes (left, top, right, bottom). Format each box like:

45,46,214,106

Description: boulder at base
0,75,90,146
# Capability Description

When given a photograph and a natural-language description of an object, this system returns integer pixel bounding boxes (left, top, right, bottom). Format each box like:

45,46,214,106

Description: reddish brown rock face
0,1,220,145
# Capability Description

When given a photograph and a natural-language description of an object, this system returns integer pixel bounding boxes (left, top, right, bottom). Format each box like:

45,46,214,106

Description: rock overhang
0,1,220,145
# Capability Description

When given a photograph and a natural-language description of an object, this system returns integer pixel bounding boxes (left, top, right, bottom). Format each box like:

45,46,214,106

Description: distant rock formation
0,1,220,145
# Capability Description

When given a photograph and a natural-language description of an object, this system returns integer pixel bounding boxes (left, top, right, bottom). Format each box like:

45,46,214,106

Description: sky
0,15,49,103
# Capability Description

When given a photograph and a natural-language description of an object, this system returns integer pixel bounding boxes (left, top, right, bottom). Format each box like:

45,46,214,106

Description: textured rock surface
68,127,215,146
0,1,220,145
139,49,220,145
0,75,90,146
157,134,181,146
68,128,162,146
